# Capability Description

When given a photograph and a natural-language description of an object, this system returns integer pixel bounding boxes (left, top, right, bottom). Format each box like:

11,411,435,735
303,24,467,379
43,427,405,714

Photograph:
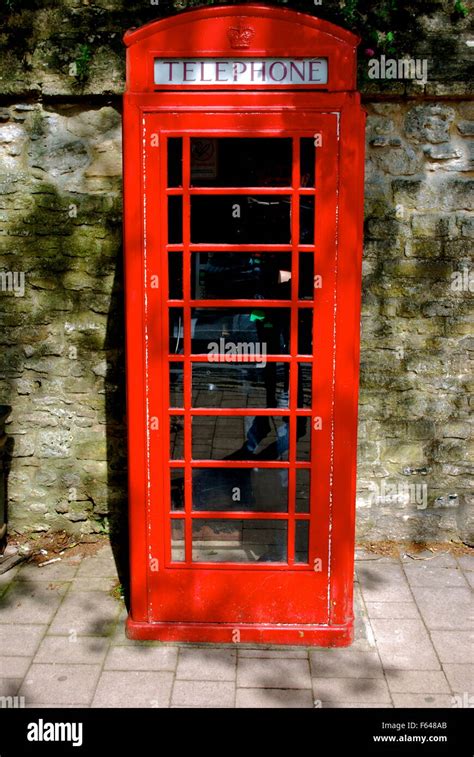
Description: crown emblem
227,24,255,49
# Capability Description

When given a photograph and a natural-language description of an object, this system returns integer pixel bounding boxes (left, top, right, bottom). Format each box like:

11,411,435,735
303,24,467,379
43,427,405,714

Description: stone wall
0,1,472,543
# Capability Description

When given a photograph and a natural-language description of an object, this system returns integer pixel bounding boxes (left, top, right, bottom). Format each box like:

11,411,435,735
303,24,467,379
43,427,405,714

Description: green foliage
74,44,92,84
453,0,469,17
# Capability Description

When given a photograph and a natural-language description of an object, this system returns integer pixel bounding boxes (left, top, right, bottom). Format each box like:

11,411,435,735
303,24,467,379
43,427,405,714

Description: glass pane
192,519,287,563
295,520,309,563
191,196,291,244
298,310,312,355
171,468,184,511
296,416,311,461
297,363,312,409
168,196,182,244
299,254,314,300
170,415,184,460
191,252,292,300
190,137,292,187
168,252,182,299
167,138,182,187
170,363,183,407
171,519,185,561
192,415,290,461
192,468,288,512
300,196,314,244
300,137,315,188
191,307,290,355
192,363,289,408
169,308,184,354
296,469,310,513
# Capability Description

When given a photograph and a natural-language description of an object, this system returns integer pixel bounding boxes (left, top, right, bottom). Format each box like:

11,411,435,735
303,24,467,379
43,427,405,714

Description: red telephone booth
123,4,365,646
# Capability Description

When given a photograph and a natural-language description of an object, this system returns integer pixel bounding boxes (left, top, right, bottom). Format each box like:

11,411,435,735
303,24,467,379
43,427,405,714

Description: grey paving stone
0,679,22,697
464,573,474,589
321,701,394,708
237,649,308,658
442,663,474,693
365,601,420,619
403,565,468,588
370,618,440,670
401,552,457,568
236,688,314,708
430,631,473,664
237,657,311,689
312,677,391,704
172,680,235,708
104,645,178,672
0,656,30,678
75,556,118,578
309,649,384,678
48,591,121,636
457,555,474,572
410,587,472,631
19,663,102,705
385,670,450,694
0,582,68,625
16,560,78,582
0,624,46,657
70,577,117,592
176,648,236,681
92,670,174,708
34,635,110,665
391,693,454,708
357,565,413,602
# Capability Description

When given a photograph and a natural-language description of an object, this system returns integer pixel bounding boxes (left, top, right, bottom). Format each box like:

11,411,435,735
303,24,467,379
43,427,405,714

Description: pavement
0,543,472,708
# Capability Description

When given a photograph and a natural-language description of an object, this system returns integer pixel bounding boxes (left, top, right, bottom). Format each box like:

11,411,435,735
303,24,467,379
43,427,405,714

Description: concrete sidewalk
0,544,472,708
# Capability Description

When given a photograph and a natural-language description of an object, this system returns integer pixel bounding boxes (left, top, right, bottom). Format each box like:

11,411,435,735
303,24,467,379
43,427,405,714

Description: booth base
126,615,353,647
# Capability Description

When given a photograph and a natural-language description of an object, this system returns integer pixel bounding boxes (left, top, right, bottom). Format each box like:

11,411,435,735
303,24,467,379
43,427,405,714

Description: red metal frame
123,6,365,645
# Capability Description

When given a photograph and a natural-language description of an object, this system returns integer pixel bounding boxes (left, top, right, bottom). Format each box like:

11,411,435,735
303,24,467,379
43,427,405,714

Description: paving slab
442,663,474,693
312,677,391,704
0,678,22,697
237,657,311,689
403,565,468,588
19,663,102,705
176,648,236,681
92,671,174,708
457,555,474,572
0,582,68,625
48,591,121,636
391,693,455,708
385,670,451,694
309,648,384,679
0,656,31,678
104,645,178,672
15,560,78,582
33,635,110,665
0,623,46,657
370,618,440,670
365,601,420,619
236,687,314,708
410,587,472,631
429,631,473,664
357,564,413,603
171,680,235,708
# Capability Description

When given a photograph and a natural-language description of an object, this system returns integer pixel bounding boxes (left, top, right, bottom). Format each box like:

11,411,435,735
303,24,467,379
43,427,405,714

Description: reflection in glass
167,138,182,187
190,138,292,187
190,307,290,355
192,363,289,409
168,196,182,244
171,468,184,511
170,415,184,460
192,468,288,512
191,196,291,244
192,415,290,461
169,308,184,354
299,254,314,300
296,416,311,461
300,138,315,188
192,519,287,562
171,519,185,561
295,520,309,563
170,363,183,407
191,252,292,300
296,469,310,513
298,363,312,409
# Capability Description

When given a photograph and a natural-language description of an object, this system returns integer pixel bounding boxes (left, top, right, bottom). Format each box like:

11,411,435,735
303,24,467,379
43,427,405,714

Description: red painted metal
123,5,365,645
